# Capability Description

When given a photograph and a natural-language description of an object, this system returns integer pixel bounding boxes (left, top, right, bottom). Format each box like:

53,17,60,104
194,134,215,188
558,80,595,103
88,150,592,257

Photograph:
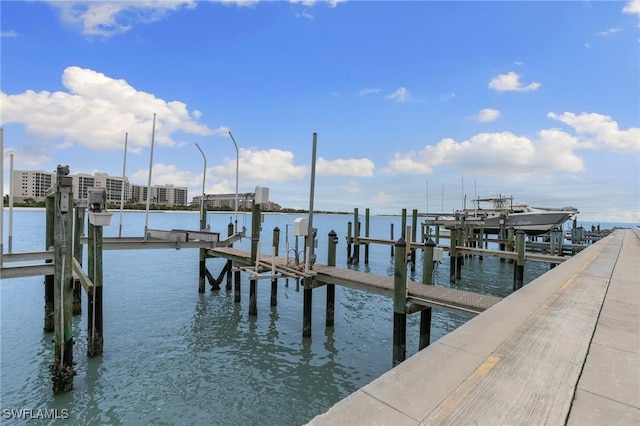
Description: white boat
459,194,578,235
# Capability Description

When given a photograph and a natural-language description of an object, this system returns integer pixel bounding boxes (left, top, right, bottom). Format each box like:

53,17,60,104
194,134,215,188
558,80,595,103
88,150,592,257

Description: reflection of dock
210,247,501,315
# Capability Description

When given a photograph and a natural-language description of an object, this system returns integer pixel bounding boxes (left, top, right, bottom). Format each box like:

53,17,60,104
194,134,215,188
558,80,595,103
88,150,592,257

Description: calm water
2,209,559,425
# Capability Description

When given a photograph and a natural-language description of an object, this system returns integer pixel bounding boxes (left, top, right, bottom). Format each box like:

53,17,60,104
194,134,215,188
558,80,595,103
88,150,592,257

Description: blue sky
1,0,639,222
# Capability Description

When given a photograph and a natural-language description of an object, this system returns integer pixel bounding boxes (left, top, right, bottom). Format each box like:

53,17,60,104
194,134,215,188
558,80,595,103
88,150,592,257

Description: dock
210,247,502,315
308,228,640,425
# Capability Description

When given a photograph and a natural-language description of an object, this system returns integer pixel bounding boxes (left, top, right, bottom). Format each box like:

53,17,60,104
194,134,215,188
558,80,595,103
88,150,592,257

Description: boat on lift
458,194,579,235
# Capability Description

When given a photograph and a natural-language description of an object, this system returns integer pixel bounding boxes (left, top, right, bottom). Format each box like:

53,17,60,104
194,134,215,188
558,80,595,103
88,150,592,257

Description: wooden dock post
326,230,338,327
390,223,395,257
234,268,241,303
449,226,458,283
456,227,463,279
507,227,515,263
401,209,407,239
226,221,234,291
72,205,85,315
50,166,75,393
499,213,507,261
44,195,55,332
393,238,407,367
346,221,353,263
352,208,359,265
364,208,370,264
410,209,418,272
249,200,261,316
513,230,526,291
87,222,104,357
271,227,280,306
198,198,207,293
420,238,436,350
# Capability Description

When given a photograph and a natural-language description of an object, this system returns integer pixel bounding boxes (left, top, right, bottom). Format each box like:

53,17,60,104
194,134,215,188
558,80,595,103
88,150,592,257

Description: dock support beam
226,222,234,291
198,200,207,293
393,238,407,367
271,227,280,306
44,196,55,332
420,238,436,350
449,226,458,283
50,165,75,394
72,206,85,315
87,222,104,357
326,230,337,327
410,209,418,272
513,230,526,291
364,208,370,264
249,277,257,316
234,269,241,303
303,276,312,338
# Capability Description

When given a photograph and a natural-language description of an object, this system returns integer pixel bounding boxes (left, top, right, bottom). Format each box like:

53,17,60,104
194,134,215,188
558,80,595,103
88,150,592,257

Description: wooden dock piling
513,230,526,290
72,206,84,315
226,222,234,291
410,209,418,272
87,222,104,357
198,202,207,293
392,238,407,367
364,208,370,264
50,166,75,393
271,227,280,306
420,238,436,350
44,196,55,332
326,230,337,327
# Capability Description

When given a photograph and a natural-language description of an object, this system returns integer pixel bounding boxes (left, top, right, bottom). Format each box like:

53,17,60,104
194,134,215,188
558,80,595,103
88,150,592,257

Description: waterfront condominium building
11,170,55,202
10,170,188,207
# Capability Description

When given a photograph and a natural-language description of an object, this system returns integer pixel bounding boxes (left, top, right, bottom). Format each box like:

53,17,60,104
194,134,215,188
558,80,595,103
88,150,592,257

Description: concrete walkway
308,229,639,425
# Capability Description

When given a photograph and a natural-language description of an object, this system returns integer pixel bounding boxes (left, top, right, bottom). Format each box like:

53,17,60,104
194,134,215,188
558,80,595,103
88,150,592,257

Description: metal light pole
196,143,207,230
227,131,239,232
118,132,128,238
144,113,156,240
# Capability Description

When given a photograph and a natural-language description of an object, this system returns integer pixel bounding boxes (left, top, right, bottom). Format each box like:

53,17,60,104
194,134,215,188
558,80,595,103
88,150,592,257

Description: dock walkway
210,247,501,315
308,229,640,425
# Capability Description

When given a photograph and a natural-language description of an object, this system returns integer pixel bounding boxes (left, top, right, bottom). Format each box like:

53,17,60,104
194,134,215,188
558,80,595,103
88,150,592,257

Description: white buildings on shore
11,170,188,206
10,170,280,210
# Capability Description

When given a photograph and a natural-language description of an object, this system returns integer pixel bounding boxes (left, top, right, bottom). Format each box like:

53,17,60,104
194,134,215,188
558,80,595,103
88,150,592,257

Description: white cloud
623,0,640,15
474,108,501,123
131,162,200,188
359,87,382,96
342,181,361,194
386,87,411,102
385,129,585,178
596,28,622,36
316,157,375,176
488,72,541,92
0,66,219,154
1,30,18,37
547,112,640,152
372,191,392,203
47,1,197,38
210,148,307,184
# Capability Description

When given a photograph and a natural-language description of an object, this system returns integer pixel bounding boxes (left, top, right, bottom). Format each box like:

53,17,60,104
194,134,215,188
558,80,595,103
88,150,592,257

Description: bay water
2,209,561,425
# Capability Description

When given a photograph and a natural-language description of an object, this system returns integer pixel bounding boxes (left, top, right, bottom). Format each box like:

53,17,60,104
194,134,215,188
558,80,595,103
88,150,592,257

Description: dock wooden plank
211,248,501,314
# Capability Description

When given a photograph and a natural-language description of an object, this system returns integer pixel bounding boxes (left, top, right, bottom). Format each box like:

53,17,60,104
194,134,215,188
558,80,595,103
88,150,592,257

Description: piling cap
328,230,337,236
395,237,406,247
424,238,436,247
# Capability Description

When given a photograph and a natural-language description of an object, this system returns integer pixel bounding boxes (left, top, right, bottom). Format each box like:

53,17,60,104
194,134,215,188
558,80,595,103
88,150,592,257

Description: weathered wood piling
392,238,407,367
49,166,76,394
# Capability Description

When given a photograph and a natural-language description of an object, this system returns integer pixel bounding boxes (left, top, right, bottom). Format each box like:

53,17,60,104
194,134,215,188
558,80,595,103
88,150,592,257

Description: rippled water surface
2,210,556,425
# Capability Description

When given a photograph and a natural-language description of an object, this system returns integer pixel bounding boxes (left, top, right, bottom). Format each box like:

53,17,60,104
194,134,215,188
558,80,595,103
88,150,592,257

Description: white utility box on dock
294,218,308,236
88,211,113,227
255,186,269,204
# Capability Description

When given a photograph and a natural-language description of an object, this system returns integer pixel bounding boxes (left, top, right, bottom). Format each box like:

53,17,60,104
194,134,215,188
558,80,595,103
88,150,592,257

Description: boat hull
483,211,573,235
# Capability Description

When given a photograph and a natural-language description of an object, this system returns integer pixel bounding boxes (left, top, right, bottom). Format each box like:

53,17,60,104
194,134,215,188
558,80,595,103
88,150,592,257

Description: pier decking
308,228,640,425
210,247,502,315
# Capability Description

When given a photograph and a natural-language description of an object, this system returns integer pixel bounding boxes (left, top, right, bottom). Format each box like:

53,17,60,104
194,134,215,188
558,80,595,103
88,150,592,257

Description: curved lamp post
227,131,239,232
195,143,207,230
